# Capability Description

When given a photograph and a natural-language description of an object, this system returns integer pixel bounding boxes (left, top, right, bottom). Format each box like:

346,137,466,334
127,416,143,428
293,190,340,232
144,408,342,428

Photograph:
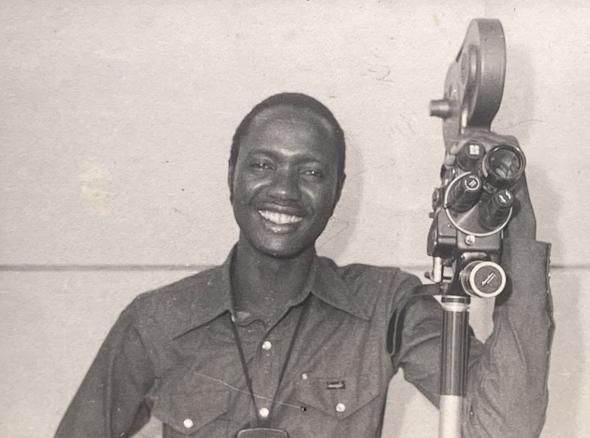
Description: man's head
229,93,346,195
228,93,347,258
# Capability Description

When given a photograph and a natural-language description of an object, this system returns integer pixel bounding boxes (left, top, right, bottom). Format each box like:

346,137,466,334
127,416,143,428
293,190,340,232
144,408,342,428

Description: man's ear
227,164,235,202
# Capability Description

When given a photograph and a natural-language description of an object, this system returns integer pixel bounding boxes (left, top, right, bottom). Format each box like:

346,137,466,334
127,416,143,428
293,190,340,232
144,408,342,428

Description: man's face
229,106,343,259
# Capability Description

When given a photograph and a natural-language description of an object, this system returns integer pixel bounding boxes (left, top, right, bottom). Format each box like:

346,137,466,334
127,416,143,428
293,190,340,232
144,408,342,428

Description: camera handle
429,19,507,438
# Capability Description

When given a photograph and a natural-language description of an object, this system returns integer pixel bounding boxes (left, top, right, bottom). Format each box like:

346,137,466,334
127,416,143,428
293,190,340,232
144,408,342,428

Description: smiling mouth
258,210,303,225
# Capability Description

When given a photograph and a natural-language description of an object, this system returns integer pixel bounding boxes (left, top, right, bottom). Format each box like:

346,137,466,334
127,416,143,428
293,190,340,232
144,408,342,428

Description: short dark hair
229,92,346,179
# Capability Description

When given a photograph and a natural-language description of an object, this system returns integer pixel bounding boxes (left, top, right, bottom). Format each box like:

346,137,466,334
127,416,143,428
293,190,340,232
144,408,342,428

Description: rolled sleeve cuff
500,238,551,309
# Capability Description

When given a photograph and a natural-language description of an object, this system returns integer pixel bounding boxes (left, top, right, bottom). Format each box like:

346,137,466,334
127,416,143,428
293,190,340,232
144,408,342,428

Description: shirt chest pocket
287,373,382,421
150,370,232,437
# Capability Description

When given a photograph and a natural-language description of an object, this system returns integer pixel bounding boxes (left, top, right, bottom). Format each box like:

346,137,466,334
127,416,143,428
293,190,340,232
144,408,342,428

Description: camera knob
430,99,452,119
460,261,506,298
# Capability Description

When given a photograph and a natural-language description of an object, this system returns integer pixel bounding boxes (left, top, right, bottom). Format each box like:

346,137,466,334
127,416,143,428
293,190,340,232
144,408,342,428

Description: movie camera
427,19,525,299
426,19,528,438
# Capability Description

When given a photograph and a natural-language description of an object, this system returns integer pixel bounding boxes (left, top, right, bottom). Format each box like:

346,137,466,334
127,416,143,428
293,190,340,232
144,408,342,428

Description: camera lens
478,189,514,230
456,142,485,171
446,174,482,212
481,144,525,189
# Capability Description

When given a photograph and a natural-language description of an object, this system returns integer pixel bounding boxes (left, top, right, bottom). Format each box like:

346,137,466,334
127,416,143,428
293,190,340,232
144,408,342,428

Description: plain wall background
1,1,588,436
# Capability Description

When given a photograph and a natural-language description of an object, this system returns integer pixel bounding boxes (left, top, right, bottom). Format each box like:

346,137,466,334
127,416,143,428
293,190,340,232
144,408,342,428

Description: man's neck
231,240,315,322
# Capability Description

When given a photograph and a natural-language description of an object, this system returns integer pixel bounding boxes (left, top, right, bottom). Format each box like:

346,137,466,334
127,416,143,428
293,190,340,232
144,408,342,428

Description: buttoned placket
232,295,310,427
248,320,278,418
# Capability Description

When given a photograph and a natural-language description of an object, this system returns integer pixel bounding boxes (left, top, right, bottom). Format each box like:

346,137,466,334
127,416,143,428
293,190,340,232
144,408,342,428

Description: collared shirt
55,239,553,438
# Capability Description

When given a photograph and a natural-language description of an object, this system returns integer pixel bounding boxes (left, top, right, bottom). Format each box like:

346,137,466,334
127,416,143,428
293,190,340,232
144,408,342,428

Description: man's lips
258,209,304,225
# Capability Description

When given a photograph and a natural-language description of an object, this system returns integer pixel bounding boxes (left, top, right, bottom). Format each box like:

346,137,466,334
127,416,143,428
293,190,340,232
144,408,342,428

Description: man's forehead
249,105,335,139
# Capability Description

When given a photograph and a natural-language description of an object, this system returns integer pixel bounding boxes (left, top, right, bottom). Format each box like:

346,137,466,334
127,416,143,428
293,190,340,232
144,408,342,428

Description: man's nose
268,168,300,201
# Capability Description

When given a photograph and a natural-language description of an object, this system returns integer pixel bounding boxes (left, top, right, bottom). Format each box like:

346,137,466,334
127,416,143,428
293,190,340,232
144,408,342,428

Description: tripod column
439,295,470,438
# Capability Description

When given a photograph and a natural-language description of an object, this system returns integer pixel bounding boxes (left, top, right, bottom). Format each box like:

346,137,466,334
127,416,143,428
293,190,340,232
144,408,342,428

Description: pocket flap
290,373,380,419
151,371,230,435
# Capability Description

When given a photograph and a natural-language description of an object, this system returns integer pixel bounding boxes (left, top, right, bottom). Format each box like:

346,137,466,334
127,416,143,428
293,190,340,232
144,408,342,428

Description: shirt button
183,418,194,428
301,373,309,380
335,402,346,413
262,340,272,351
259,407,270,418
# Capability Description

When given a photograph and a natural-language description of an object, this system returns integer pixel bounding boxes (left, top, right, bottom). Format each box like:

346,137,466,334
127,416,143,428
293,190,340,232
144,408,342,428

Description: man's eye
302,169,323,178
251,162,272,170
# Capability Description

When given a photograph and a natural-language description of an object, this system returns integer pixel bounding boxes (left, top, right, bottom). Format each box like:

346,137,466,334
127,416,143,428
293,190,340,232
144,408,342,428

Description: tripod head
427,19,525,298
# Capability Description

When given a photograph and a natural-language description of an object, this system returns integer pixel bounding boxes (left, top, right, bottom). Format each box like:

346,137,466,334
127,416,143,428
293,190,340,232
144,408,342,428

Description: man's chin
257,239,313,260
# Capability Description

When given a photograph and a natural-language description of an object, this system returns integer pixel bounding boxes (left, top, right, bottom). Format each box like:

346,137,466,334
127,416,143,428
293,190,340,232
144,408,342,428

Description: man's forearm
463,239,553,437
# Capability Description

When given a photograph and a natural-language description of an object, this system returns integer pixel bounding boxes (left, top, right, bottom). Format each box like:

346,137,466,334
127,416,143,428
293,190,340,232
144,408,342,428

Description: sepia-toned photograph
1,1,588,437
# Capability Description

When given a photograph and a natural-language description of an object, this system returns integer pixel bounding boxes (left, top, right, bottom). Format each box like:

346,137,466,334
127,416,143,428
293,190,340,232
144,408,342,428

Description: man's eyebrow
245,148,327,164
245,149,274,157
244,149,279,161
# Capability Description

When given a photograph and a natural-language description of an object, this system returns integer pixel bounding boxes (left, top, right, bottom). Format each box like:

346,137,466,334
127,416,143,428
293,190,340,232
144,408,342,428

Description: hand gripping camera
427,19,525,299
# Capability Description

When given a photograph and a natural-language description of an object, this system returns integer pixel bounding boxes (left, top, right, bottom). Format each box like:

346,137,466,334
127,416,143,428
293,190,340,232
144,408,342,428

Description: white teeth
259,210,303,225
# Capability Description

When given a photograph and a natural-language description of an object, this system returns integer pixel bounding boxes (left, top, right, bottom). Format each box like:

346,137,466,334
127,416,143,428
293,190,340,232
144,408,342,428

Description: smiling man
55,93,553,438
228,97,345,328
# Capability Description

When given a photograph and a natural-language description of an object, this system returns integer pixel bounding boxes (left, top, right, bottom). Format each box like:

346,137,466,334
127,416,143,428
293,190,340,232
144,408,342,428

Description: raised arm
396,163,553,437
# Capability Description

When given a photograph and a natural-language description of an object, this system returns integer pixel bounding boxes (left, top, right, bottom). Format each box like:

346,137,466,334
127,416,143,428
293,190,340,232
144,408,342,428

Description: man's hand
505,172,536,240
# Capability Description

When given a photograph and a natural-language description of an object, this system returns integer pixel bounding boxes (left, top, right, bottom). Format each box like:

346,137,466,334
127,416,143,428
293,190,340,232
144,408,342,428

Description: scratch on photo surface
191,371,302,410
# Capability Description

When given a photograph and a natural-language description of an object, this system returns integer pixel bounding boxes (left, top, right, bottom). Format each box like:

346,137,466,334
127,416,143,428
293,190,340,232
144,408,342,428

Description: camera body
427,19,525,298
426,132,525,297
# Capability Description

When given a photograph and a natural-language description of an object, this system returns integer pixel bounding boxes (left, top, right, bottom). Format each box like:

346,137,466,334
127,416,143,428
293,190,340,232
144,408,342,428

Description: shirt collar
173,246,369,338
311,256,370,320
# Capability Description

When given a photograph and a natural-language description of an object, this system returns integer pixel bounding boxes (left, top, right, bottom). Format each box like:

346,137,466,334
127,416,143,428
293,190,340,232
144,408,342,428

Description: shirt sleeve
396,238,554,438
54,302,156,438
